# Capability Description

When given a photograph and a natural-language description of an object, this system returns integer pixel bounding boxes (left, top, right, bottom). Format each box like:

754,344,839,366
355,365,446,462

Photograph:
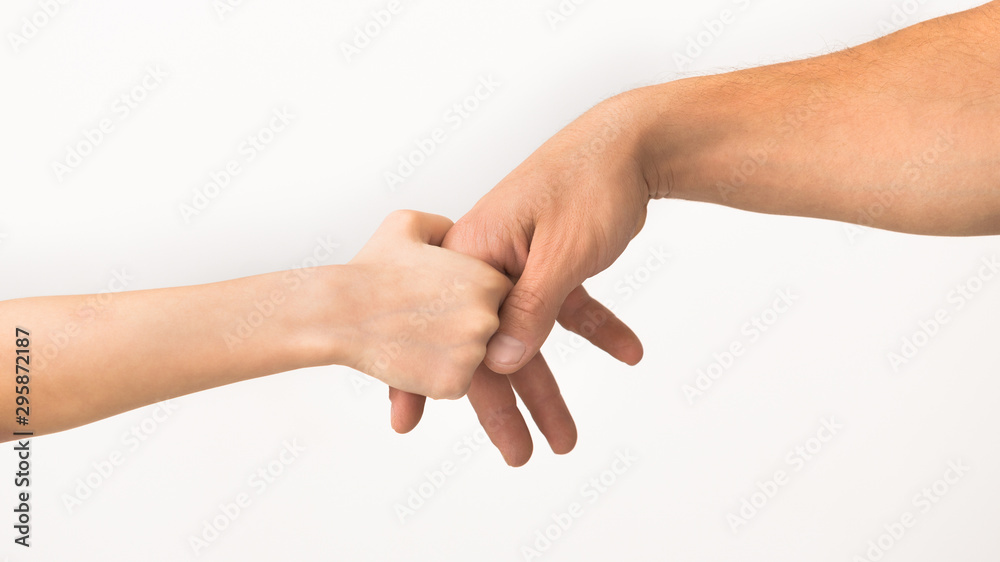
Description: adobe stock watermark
223,235,341,351
7,0,73,54
344,271,469,393
543,0,591,31
843,128,955,245
62,400,180,514
716,87,831,203
344,274,473,394
876,0,930,35
384,75,500,192
543,108,630,202
682,288,798,405
360,275,474,384
179,106,294,223
212,0,250,22
340,0,405,64
520,449,638,561
851,458,969,561
189,439,306,556
35,269,135,371
565,112,627,168
887,254,998,373
348,371,378,396
727,417,843,533
553,245,670,363
673,0,754,71
51,65,168,183
393,427,493,524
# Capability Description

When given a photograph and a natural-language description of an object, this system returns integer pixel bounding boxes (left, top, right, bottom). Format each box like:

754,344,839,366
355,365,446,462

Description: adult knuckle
504,285,549,318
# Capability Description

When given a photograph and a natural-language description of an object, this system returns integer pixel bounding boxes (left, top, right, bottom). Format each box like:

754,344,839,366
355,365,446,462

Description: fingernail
486,333,526,367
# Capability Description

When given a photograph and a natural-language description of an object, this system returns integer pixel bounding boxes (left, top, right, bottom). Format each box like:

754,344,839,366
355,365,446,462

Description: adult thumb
484,252,576,374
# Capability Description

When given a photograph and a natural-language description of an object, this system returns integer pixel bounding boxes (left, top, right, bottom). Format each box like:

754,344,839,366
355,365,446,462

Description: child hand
343,210,511,399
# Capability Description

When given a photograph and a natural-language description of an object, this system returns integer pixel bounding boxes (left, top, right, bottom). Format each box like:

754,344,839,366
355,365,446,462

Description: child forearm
0,268,349,439
0,211,510,441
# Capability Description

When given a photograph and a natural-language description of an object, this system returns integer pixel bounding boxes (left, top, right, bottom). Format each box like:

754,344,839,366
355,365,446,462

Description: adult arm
390,1,1000,465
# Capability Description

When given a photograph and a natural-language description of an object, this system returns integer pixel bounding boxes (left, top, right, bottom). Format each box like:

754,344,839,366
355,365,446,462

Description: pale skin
389,1,1000,465
0,211,510,440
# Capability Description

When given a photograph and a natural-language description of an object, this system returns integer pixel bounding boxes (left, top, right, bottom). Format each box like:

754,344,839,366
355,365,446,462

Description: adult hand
389,92,656,465
388,2,1000,464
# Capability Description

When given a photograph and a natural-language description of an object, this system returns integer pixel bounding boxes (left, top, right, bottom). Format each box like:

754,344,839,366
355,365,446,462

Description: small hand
344,210,511,400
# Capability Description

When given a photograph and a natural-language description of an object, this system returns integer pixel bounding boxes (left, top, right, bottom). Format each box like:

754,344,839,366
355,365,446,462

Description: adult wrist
590,88,670,203
625,76,747,204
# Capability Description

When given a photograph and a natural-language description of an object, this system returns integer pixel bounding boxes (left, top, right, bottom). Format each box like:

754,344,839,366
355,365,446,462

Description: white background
2,0,999,560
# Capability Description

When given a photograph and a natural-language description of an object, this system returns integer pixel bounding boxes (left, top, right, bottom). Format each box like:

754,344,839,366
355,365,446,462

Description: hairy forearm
0,268,350,440
637,1,1000,235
